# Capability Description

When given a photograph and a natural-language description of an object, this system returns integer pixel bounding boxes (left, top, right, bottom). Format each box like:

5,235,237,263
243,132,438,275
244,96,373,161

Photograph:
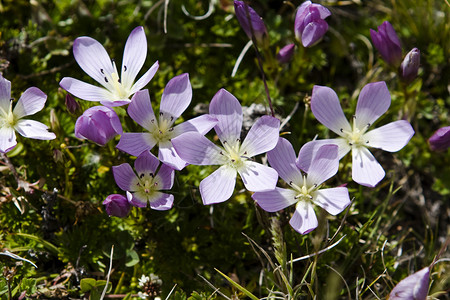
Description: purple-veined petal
158,140,187,170
159,73,192,123
364,120,414,152
199,165,236,205
127,89,157,131
238,161,278,192
352,147,385,187
60,77,113,102
0,75,11,112
134,150,159,175
73,36,114,88
171,132,227,165
355,81,391,129
15,119,56,140
313,187,350,215
429,126,450,151
149,193,174,211
389,267,429,300
100,99,132,107
301,19,328,47
113,163,138,192
13,87,46,118
172,114,218,136
0,126,17,153
209,89,243,145
240,115,280,157
252,187,298,212
311,85,351,136
129,61,159,95
116,132,156,156
306,144,339,186
121,26,147,90
127,190,147,208
289,201,318,235
297,138,350,172
267,137,303,186
155,163,175,190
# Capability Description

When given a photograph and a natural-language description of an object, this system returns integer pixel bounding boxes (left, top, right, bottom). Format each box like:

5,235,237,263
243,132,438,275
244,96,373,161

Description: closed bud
277,44,295,64
294,1,331,47
75,106,123,146
65,94,80,114
429,126,450,151
400,48,420,83
103,194,131,217
234,1,269,48
370,21,403,67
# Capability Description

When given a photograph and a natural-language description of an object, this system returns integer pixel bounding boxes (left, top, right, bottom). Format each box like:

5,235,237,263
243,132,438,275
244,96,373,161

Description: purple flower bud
370,21,403,67
277,44,295,63
400,48,420,83
65,94,80,114
429,126,450,151
389,267,429,300
234,1,269,47
294,1,331,47
75,106,123,146
103,194,131,217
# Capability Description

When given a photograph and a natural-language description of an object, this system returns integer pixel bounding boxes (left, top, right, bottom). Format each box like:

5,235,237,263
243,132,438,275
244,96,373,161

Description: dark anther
219,151,223,155
118,78,121,83
340,128,344,133
170,116,174,121
223,140,227,144
289,181,293,185
366,141,369,144
313,184,317,187
349,142,353,146
124,65,127,72
10,98,14,102
169,128,174,132
244,151,247,155
100,68,104,74
140,173,145,179
136,182,140,186
236,138,240,142
231,159,235,162
159,112,163,116
151,119,155,123
367,123,371,127
104,77,108,83
352,115,356,119
150,173,154,178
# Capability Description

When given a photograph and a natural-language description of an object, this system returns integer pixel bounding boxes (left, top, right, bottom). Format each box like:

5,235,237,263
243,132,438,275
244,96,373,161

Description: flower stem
1,153,22,189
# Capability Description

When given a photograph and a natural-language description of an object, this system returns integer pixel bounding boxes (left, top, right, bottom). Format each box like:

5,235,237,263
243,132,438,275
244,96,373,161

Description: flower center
221,139,248,170
0,100,16,128
290,175,318,202
135,173,159,199
101,61,130,100
340,116,370,148
149,113,175,143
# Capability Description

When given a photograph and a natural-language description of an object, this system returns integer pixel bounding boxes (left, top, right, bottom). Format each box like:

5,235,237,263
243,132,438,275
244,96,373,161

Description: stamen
168,128,174,132
140,173,145,179
104,77,108,83
340,128,344,133
220,151,224,155
124,65,127,72
100,68,104,74
170,116,174,121
159,112,163,116
149,173,154,178
118,78,121,83
151,119,155,123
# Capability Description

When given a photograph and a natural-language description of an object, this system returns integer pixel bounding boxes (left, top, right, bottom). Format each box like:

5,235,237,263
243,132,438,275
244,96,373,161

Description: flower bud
65,94,80,114
400,48,420,83
294,1,331,47
370,21,402,67
234,1,269,48
429,126,450,151
103,194,131,217
75,106,123,146
277,44,295,64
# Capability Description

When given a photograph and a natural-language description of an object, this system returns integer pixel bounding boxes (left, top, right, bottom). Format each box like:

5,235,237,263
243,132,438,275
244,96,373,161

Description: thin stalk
1,153,21,188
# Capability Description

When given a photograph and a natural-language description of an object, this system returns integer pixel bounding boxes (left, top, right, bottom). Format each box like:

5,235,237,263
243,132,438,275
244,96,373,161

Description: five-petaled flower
0,74,56,153
113,151,175,209
117,73,217,170
60,26,159,107
253,138,350,234
171,88,280,205
300,81,415,187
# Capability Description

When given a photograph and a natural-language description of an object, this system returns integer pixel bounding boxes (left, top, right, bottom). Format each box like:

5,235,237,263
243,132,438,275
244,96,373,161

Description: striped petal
116,132,156,156
13,87,46,118
15,119,56,140
364,120,414,152
313,187,350,215
297,138,350,172
305,144,339,187
158,140,188,171
199,166,237,205
129,61,159,95
267,137,303,186
60,77,113,102
171,132,226,165
160,73,192,124
238,161,278,192
352,147,385,187
121,26,147,90
240,115,280,157
252,187,298,212
0,126,17,153
127,89,157,131
290,201,318,235
355,81,391,129
113,163,139,192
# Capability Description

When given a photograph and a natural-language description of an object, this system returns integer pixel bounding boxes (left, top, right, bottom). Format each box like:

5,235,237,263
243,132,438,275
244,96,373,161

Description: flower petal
149,193,174,211
73,36,114,88
15,119,56,140
134,150,159,175
301,19,328,47
158,141,188,170
352,147,385,187
267,137,303,186
240,115,280,157
389,267,429,300
290,201,318,234
364,120,414,152
159,73,192,123
238,161,278,192
127,190,147,208
13,87,46,118
121,26,147,90
113,163,138,191
313,187,350,215
355,81,391,128
129,61,159,95
116,132,156,156
127,89,157,131
172,114,218,136
199,166,236,205
0,75,11,112
0,126,17,153
311,85,351,136
209,89,243,145
60,77,113,102
155,163,175,190
306,144,339,186
297,138,350,172
252,187,298,212
171,132,226,165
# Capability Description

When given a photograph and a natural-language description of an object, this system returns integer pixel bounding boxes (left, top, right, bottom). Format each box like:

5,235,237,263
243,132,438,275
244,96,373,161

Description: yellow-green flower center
221,139,248,170
149,113,175,143
0,100,16,128
340,116,370,148
290,175,319,202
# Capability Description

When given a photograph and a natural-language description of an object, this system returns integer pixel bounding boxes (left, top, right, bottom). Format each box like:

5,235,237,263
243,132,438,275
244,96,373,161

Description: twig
287,235,347,264
182,0,216,20
100,245,114,300
231,40,253,78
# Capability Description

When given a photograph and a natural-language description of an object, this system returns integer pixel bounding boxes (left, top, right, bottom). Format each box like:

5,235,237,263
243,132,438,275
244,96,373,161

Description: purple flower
294,1,331,47
253,138,350,234
277,44,295,64
401,48,420,83
171,88,280,205
0,74,56,153
60,26,159,107
234,1,269,47
429,126,450,151
370,21,403,67
302,81,414,187
113,151,174,209
75,106,122,146
389,267,429,300
65,94,80,114
103,194,131,217
117,74,217,170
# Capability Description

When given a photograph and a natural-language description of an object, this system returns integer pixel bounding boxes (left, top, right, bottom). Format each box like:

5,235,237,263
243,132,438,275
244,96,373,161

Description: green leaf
215,268,259,300
80,278,97,293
